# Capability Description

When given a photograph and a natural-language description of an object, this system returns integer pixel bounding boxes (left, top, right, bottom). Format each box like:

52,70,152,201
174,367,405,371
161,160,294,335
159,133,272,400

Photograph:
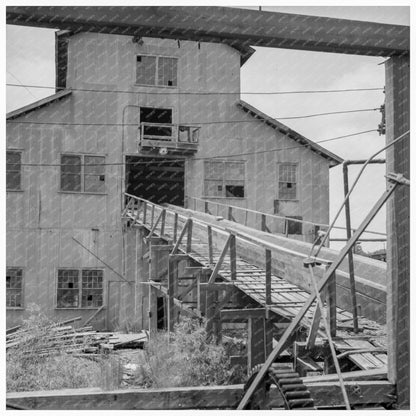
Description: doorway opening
125,156,185,206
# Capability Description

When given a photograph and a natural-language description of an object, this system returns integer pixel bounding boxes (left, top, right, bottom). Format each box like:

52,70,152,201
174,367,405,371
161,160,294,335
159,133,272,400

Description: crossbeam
6,6,409,56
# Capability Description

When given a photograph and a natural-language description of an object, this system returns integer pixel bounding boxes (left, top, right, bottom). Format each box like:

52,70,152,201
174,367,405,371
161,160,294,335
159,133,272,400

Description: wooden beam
220,308,266,320
207,234,232,284
326,269,337,337
5,380,395,410
229,234,237,280
385,56,410,409
247,317,266,370
6,6,409,56
238,181,399,409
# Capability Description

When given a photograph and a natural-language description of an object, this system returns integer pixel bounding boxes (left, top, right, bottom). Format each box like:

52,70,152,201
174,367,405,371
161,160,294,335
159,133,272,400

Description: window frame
6,267,24,309
277,162,298,201
60,153,106,194
6,150,23,191
135,54,178,88
285,215,303,235
204,160,246,199
56,268,104,309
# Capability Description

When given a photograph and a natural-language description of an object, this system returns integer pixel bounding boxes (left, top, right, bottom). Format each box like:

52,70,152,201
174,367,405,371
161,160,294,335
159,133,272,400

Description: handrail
186,195,387,237
123,193,332,265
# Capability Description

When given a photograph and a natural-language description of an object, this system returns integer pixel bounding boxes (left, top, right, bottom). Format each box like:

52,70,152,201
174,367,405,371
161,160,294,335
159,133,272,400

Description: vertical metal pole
342,162,359,333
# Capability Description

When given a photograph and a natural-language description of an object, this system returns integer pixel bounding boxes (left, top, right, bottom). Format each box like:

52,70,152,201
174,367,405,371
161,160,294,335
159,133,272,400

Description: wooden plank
326,270,337,337
6,6,409,56
247,317,265,370
385,55,410,409
5,379,395,410
220,308,266,320
305,303,321,350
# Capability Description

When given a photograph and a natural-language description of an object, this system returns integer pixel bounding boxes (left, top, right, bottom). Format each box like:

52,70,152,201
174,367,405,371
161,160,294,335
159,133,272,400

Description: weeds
134,317,245,388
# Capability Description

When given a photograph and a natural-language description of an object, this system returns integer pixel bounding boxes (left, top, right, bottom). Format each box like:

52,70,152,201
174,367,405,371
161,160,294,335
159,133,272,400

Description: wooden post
229,234,237,280
173,213,178,243
207,225,213,265
325,268,337,338
167,257,177,332
150,205,155,227
247,317,265,371
261,214,267,232
385,55,410,409
342,162,359,333
265,249,271,318
228,206,233,221
143,202,147,224
160,209,166,236
206,288,217,341
186,219,193,253
204,201,209,214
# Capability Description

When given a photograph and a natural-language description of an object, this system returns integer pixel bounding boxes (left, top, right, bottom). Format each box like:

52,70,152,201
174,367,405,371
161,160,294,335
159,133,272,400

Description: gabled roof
6,90,72,120
237,100,343,167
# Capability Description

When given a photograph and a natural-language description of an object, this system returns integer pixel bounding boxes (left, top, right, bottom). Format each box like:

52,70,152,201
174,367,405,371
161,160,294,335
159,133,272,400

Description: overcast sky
5,5,411,251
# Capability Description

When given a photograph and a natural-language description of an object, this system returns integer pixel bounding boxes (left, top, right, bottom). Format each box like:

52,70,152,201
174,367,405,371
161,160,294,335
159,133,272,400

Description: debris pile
6,317,148,357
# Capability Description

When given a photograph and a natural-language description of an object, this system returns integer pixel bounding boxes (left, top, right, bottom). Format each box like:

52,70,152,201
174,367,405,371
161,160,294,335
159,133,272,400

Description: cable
13,129,378,167
7,72,37,100
6,83,384,95
6,107,380,127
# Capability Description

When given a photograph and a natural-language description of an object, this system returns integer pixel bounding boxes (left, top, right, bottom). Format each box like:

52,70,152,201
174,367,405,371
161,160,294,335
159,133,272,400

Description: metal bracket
386,172,410,186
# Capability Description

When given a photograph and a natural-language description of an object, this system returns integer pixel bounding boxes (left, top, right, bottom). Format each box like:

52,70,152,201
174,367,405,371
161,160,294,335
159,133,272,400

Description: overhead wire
7,107,381,127
14,129,379,167
6,83,385,95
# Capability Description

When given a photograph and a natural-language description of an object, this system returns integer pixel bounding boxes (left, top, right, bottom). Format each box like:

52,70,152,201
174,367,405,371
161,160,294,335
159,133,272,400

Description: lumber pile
6,317,148,356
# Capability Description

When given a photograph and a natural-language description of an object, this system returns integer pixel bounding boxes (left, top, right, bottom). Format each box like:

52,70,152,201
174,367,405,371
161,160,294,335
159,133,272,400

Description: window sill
201,196,246,200
134,83,178,89
6,189,24,193
58,191,107,196
7,307,24,310
276,199,299,202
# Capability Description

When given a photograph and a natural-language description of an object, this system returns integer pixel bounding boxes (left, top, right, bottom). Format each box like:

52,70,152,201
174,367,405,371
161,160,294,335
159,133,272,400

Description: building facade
6,31,342,329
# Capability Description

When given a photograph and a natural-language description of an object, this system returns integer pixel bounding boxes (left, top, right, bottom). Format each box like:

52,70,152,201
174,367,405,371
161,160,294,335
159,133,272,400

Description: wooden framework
6,5,410,409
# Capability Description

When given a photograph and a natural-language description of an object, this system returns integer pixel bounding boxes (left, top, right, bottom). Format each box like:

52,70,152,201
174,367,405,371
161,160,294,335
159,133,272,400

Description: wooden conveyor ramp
123,194,387,380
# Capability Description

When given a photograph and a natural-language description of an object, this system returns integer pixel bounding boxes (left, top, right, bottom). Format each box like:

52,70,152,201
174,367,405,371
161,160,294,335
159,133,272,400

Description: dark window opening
286,216,303,235
140,107,173,137
225,185,244,198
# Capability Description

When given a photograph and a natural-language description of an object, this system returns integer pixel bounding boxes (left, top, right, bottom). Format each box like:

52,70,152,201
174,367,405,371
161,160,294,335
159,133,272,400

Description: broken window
278,163,297,200
286,216,303,235
61,154,105,193
6,151,22,191
57,269,103,309
204,160,245,198
81,270,103,307
136,55,178,87
140,107,173,138
6,268,23,308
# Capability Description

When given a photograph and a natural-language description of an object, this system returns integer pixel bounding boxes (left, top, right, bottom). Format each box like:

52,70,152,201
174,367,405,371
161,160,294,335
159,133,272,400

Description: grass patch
132,317,245,388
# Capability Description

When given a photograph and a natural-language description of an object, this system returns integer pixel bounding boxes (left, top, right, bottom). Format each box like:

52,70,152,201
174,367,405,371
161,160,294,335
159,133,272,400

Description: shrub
6,305,104,392
135,317,245,388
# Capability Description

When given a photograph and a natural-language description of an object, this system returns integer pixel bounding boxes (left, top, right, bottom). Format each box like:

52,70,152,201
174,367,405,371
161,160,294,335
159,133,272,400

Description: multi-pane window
140,107,173,137
6,151,22,191
204,160,245,198
57,269,103,308
278,163,297,200
61,154,105,193
136,55,178,87
6,268,23,308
